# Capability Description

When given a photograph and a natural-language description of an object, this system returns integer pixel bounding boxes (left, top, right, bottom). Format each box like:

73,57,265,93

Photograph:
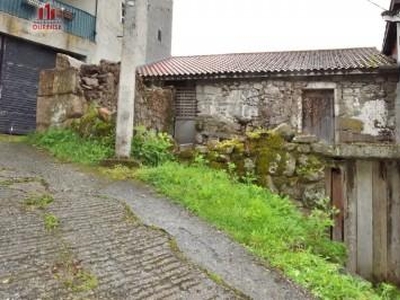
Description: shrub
70,105,115,148
131,126,175,166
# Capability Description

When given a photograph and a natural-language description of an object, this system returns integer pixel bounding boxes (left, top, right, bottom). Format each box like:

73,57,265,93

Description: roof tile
138,47,397,78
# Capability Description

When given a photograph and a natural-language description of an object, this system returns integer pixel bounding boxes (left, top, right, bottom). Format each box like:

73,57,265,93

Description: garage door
0,35,57,134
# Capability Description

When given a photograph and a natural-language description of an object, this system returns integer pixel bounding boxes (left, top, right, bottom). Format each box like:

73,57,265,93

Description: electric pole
115,0,147,158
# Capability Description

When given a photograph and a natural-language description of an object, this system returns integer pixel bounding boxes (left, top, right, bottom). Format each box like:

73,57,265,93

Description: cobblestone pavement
0,141,310,300
0,169,241,299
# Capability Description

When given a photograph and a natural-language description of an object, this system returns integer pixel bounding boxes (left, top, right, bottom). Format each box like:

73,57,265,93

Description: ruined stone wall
195,74,398,144
37,54,174,132
80,60,121,113
135,80,175,133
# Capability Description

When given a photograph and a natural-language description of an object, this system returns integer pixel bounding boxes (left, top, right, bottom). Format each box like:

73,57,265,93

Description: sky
171,0,391,56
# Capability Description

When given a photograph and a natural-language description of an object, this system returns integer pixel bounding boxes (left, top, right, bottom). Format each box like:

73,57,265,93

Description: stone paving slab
0,168,241,300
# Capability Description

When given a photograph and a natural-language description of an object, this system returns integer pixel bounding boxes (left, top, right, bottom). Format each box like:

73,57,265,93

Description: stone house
0,0,173,134
137,47,398,146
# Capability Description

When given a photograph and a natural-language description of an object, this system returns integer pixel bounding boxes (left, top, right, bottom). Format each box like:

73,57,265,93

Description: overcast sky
171,0,391,56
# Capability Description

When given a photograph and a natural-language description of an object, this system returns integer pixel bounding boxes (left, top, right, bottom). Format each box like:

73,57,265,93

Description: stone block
38,70,55,97
271,123,295,142
38,68,80,96
54,68,80,95
293,134,318,144
56,53,83,70
36,94,86,131
311,142,334,155
195,145,208,154
297,144,311,154
302,168,325,183
283,154,296,177
36,96,53,132
82,77,100,87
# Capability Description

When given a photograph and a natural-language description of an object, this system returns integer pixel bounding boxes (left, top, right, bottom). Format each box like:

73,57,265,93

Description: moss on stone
71,105,114,140
250,132,287,179
296,155,325,178
214,138,245,154
338,118,364,133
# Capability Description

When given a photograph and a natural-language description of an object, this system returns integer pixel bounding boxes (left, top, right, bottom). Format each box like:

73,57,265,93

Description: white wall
58,0,96,15
92,0,123,63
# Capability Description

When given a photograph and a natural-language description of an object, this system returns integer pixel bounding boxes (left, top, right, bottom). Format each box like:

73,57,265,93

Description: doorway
302,89,335,144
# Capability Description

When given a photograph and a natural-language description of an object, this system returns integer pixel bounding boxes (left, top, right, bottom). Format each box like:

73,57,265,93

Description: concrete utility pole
115,0,148,158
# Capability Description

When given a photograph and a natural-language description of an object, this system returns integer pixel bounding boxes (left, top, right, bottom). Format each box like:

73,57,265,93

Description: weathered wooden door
302,89,334,144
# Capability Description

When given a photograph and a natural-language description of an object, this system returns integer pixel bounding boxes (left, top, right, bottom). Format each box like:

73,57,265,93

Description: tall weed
131,126,174,166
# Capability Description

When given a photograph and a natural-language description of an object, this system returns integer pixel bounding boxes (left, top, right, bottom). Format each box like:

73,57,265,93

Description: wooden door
302,89,334,144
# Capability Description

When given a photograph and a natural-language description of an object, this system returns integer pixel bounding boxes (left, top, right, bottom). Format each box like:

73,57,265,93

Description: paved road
0,141,310,300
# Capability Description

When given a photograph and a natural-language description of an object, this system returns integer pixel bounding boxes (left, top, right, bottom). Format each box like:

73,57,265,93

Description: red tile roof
138,47,397,79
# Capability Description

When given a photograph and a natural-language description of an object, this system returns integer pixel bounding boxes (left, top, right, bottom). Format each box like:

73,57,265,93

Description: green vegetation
123,203,139,224
25,194,54,209
28,126,174,166
28,129,113,165
64,270,98,293
53,245,98,293
131,126,175,166
0,177,37,187
135,162,397,300
0,134,25,143
44,213,60,231
26,128,400,299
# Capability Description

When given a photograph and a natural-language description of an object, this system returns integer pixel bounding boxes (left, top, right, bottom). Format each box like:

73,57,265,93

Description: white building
0,0,173,134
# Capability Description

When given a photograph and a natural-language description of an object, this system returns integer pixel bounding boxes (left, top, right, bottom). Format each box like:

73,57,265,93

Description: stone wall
195,74,398,144
80,60,121,112
192,124,333,207
135,79,175,133
37,54,174,132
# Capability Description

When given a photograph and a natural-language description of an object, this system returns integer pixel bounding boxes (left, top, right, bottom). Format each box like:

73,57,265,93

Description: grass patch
44,213,60,231
25,194,54,209
135,162,397,300
99,165,136,180
52,245,98,293
0,177,37,187
0,134,25,143
207,271,224,285
64,270,98,293
123,203,139,224
27,129,113,165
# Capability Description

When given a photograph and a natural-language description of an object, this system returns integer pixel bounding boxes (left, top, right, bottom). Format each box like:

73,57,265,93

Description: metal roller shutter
174,85,197,144
0,35,57,134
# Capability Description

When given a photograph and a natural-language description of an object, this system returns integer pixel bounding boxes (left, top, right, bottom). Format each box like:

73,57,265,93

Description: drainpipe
94,0,98,40
382,12,400,143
